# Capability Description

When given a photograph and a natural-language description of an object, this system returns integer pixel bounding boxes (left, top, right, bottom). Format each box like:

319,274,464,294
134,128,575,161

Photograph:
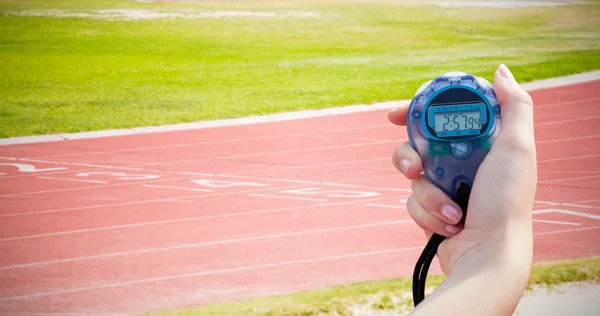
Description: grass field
1,0,599,138
144,256,600,316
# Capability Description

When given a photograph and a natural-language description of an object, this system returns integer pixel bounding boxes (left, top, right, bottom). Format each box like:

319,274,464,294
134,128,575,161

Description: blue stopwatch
409,71,502,307
406,71,501,199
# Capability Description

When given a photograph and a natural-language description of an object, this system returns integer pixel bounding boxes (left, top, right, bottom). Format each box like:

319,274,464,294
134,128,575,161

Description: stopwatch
407,71,502,307
406,71,501,199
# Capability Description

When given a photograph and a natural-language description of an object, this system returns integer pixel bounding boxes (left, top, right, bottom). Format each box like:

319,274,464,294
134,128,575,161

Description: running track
1,79,600,315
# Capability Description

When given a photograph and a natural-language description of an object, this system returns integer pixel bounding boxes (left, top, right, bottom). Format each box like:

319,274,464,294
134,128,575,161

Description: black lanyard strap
412,182,471,306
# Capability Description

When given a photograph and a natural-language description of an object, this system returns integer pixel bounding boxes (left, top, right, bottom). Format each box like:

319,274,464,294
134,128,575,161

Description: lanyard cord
412,182,471,307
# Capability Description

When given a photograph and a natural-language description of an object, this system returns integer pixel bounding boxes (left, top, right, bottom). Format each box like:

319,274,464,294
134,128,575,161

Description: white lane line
533,209,600,220
0,194,403,240
537,134,600,144
142,184,214,192
536,116,600,126
0,172,409,217
533,219,581,226
131,140,396,167
533,200,600,211
539,170,600,175
365,203,406,209
0,183,309,217
0,156,215,180
536,97,600,109
571,198,600,204
83,197,118,201
0,245,422,302
0,174,198,197
538,154,600,164
248,193,327,202
0,220,411,270
216,173,411,192
37,176,108,184
538,174,600,184
236,157,391,174
534,226,600,236
40,124,394,159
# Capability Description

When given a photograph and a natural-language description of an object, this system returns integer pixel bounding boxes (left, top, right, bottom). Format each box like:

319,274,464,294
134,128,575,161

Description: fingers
406,174,464,237
493,64,536,155
392,141,423,179
387,102,410,126
407,195,463,238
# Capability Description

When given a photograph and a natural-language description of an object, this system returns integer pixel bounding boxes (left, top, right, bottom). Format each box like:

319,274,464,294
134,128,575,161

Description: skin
389,64,538,315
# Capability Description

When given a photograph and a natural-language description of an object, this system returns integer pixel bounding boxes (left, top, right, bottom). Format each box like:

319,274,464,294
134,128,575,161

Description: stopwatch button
450,142,471,158
411,110,422,120
493,104,501,115
435,167,446,179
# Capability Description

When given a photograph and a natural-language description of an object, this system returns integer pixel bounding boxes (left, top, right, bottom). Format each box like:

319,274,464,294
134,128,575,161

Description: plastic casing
406,72,501,199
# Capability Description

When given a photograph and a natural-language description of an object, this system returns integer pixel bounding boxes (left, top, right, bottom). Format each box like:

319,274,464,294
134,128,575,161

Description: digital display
427,103,486,138
433,111,481,132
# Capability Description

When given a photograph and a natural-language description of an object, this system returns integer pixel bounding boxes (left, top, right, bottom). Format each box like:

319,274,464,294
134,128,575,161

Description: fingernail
497,64,515,81
446,224,462,235
400,159,412,174
441,204,461,223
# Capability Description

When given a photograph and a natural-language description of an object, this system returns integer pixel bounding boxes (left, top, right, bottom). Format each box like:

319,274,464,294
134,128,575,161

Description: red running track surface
1,81,600,315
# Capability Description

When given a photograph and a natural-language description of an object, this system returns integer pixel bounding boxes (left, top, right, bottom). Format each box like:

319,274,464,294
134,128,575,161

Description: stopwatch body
406,72,501,199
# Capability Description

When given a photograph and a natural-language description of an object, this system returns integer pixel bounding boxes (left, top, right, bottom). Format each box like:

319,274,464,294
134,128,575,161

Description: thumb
492,64,536,155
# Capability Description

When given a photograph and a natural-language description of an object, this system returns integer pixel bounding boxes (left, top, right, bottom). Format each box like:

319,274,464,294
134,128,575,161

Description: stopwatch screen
425,87,490,140
432,105,482,137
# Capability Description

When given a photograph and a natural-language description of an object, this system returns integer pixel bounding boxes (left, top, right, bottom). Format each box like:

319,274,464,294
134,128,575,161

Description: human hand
389,64,537,276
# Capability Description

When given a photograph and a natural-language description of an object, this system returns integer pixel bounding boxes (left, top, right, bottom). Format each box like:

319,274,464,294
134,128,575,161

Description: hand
389,64,537,276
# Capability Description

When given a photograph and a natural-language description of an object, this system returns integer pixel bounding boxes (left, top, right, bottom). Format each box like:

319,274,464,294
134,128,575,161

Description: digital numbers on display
434,111,481,132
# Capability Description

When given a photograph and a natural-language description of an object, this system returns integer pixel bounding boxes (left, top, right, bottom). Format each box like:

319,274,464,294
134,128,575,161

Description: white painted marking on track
280,187,380,198
37,176,108,184
0,173,408,217
236,157,390,174
0,163,67,173
533,209,600,220
536,116,600,126
41,124,395,159
83,197,119,201
538,154,600,164
0,156,406,197
216,173,411,192
192,179,267,188
365,203,406,209
572,198,600,204
142,184,214,192
538,174,600,184
0,174,197,197
0,220,410,270
538,170,600,175
534,200,600,211
249,193,327,202
533,219,581,226
0,194,402,239
141,140,396,167
537,134,600,144
76,172,160,180
0,246,423,301
534,226,600,236
535,97,600,109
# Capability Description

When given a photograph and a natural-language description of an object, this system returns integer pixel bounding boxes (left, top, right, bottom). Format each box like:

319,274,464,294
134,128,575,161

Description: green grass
1,0,600,137
143,256,600,316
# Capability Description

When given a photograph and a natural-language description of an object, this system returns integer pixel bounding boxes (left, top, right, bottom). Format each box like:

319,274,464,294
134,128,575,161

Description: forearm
411,227,533,315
